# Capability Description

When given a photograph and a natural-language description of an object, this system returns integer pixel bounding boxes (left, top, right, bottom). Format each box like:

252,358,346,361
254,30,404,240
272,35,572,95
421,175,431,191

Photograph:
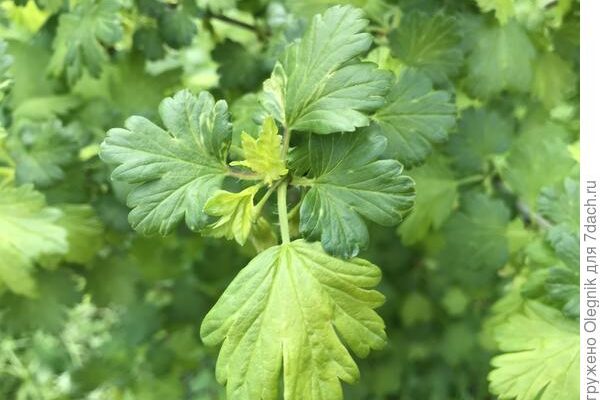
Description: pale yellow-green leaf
57,204,104,264
203,186,259,245
0,184,67,296
231,117,288,184
476,0,515,24
531,52,576,109
489,301,579,400
246,217,278,253
201,239,386,400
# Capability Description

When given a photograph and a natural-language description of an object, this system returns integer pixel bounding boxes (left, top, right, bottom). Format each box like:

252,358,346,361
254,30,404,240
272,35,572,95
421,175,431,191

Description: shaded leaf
372,69,455,166
299,131,415,258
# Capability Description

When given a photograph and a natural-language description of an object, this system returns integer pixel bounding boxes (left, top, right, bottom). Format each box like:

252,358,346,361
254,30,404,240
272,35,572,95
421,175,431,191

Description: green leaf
499,121,576,208
547,225,578,270
545,266,579,318
1,269,81,333
12,95,81,121
201,239,386,400
100,90,231,235
157,7,197,49
298,131,415,258
476,0,574,29
262,5,392,134
56,204,104,264
489,301,579,400
0,40,12,101
440,193,510,270
388,12,463,83
372,69,456,166
447,108,514,174
538,177,579,231
213,40,267,92
231,117,288,184
401,292,433,326
475,0,515,24
230,93,267,142
0,185,67,296
203,186,259,246
398,156,457,245
49,0,123,84
531,52,576,109
283,0,392,24
8,120,79,187
133,27,165,61
466,21,536,98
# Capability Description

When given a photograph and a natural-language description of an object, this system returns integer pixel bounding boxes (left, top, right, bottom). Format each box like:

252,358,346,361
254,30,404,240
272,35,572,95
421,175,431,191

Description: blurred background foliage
0,0,579,399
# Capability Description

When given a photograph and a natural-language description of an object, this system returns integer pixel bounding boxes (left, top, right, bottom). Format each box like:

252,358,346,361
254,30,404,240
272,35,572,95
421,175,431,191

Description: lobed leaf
0,185,67,296
447,108,514,174
398,156,457,245
298,131,415,258
100,90,232,235
231,117,288,185
262,5,392,134
201,239,386,400
388,12,463,83
372,69,456,166
49,0,123,85
203,186,259,246
489,301,579,400
439,193,510,271
466,21,536,98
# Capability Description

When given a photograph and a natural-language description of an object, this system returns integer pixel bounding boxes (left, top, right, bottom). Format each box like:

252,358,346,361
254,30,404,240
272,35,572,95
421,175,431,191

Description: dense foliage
0,0,579,399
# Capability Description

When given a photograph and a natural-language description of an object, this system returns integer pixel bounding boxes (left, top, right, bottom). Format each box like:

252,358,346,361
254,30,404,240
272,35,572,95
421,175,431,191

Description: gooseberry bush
0,0,579,399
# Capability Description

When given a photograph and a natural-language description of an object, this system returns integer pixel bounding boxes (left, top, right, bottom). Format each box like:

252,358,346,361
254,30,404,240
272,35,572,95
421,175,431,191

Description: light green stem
280,126,291,159
253,183,277,222
277,182,290,244
456,174,485,186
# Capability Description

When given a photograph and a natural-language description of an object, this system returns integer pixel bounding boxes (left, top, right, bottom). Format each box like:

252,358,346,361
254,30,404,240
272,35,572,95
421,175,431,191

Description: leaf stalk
277,182,290,244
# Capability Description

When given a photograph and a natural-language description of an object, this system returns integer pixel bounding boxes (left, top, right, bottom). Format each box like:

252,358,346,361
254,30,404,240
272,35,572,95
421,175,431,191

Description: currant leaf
372,69,456,166
439,193,510,271
203,186,259,246
0,185,67,296
298,131,415,258
49,0,123,85
7,119,79,188
100,90,232,235
447,108,514,174
531,52,577,109
56,204,104,265
398,156,457,245
499,121,576,208
201,239,386,400
388,12,463,83
489,301,579,400
231,117,288,185
466,21,536,98
262,5,392,134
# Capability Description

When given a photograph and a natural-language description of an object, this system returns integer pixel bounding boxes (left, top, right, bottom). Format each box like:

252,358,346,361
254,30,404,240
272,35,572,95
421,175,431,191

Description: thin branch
206,12,267,39
516,200,552,230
